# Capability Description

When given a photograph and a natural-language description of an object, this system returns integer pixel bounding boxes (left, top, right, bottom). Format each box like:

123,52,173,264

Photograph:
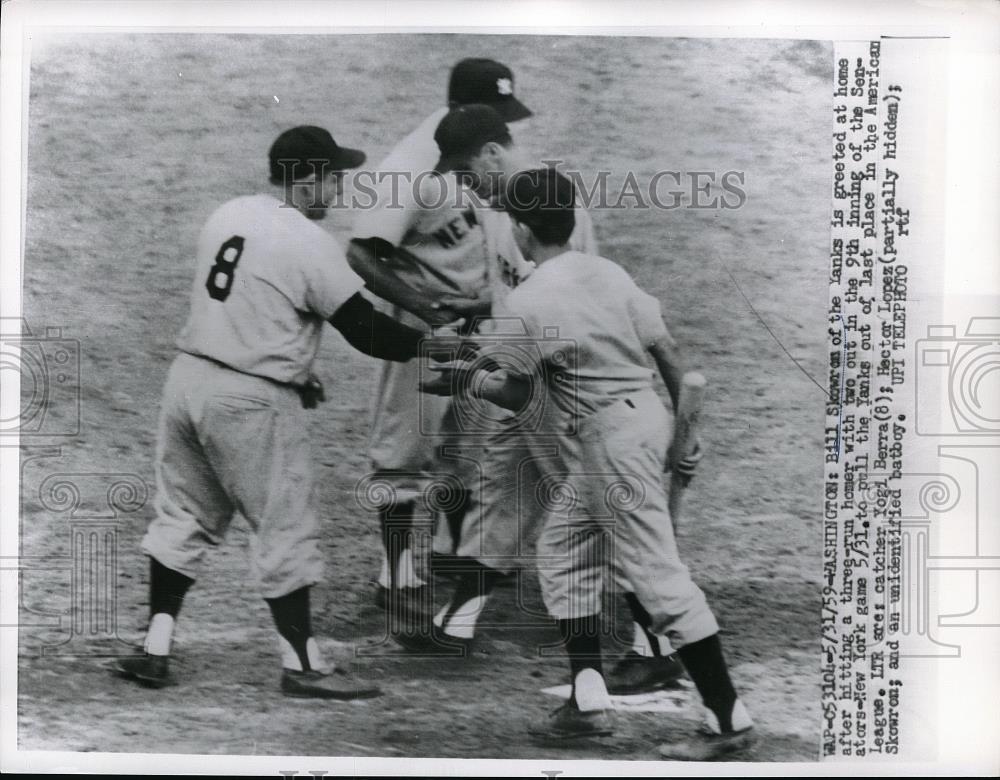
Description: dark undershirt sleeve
328,292,423,362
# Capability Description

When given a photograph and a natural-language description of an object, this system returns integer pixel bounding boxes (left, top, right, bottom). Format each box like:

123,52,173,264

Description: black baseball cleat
657,726,757,761
429,551,470,580
111,654,174,688
658,699,756,760
528,701,615,741
281,668,382,700
390,623,474,657
606,651,686,695
371,582,433,616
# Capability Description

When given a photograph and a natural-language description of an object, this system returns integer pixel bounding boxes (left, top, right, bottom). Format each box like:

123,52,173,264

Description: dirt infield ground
18,34,831,762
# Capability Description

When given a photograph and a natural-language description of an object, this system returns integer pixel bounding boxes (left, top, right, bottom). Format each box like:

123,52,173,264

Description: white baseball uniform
143,194,363,598
451,206,596,572
352,111,489,503
495,250,719,648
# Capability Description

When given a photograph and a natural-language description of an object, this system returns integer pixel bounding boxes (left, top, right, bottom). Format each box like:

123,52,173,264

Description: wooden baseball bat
668,371,707,530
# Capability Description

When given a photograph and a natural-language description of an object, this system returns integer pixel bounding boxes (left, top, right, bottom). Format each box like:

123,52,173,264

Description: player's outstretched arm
328,292,426,361
420,361,533,411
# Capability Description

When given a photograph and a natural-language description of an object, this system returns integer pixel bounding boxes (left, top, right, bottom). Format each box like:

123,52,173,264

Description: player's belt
181,352,322,409
182,351,297,387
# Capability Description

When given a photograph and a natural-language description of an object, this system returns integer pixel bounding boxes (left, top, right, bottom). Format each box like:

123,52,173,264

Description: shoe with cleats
529,701,615,741
111,654,174,688
371,582,433,619
391,622,474,656
281,668,382,700
606,651,685,695
658,700,757,760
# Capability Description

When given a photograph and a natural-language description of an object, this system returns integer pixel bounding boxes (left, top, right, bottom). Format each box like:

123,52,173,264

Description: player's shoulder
376,107,448,173
526,250,628,291
590,253,648,295
207,194,341,258
478,204,512,231
206,193,281,230
414,171,482,214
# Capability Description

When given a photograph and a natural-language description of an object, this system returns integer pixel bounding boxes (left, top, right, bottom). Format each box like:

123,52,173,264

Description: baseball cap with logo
448,58,532,122
268,126,366,184
433,104,512,173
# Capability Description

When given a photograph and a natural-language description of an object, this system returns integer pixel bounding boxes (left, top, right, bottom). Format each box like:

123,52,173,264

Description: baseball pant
366,305,454,501
448,418,548,573
142,353,324,599
534,388,719,649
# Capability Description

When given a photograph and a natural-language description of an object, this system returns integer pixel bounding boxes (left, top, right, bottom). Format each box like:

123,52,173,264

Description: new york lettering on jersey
177,194,363,385
355,173,489,299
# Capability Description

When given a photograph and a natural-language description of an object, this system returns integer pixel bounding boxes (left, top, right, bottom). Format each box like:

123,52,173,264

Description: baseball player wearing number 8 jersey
113,126,455,699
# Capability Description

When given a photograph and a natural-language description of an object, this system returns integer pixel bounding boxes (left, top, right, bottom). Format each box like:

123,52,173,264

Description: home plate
540,681,694,712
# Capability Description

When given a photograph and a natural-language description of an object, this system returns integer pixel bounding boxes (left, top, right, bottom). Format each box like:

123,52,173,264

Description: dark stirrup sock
676,633,739,730
558,615,604,702
149,556,194,619
380,500,415,589
438,562,503,633
623,592,662,657
265,585,314,671
444,488,471,554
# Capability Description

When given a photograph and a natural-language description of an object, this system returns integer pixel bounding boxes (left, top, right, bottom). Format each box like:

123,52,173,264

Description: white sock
395,548,426,589
433,596,488,639
278,635,327,672
377,549,427,589
377,554,391,589
630,621,674,657
657,634,674,656
574,668,612,711
630,621,653,656
144,613,174,656
432,512,453,555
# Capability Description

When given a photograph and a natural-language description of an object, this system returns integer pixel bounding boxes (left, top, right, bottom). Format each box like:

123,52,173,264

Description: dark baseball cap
503,167,577,244
448,58,532,122
268,126,366,184
434,104,512,174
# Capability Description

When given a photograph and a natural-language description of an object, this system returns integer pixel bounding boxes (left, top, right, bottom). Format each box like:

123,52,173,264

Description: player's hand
433,292,492,318
417,302,463,327
298,374,326,409
422,319,481,363
418,359,477,396
667,436,703,484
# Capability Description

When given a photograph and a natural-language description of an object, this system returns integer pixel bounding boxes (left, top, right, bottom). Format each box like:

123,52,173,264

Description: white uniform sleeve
629,289,671,346
351,174,420,247
349,109,446,247
301,231,366,320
